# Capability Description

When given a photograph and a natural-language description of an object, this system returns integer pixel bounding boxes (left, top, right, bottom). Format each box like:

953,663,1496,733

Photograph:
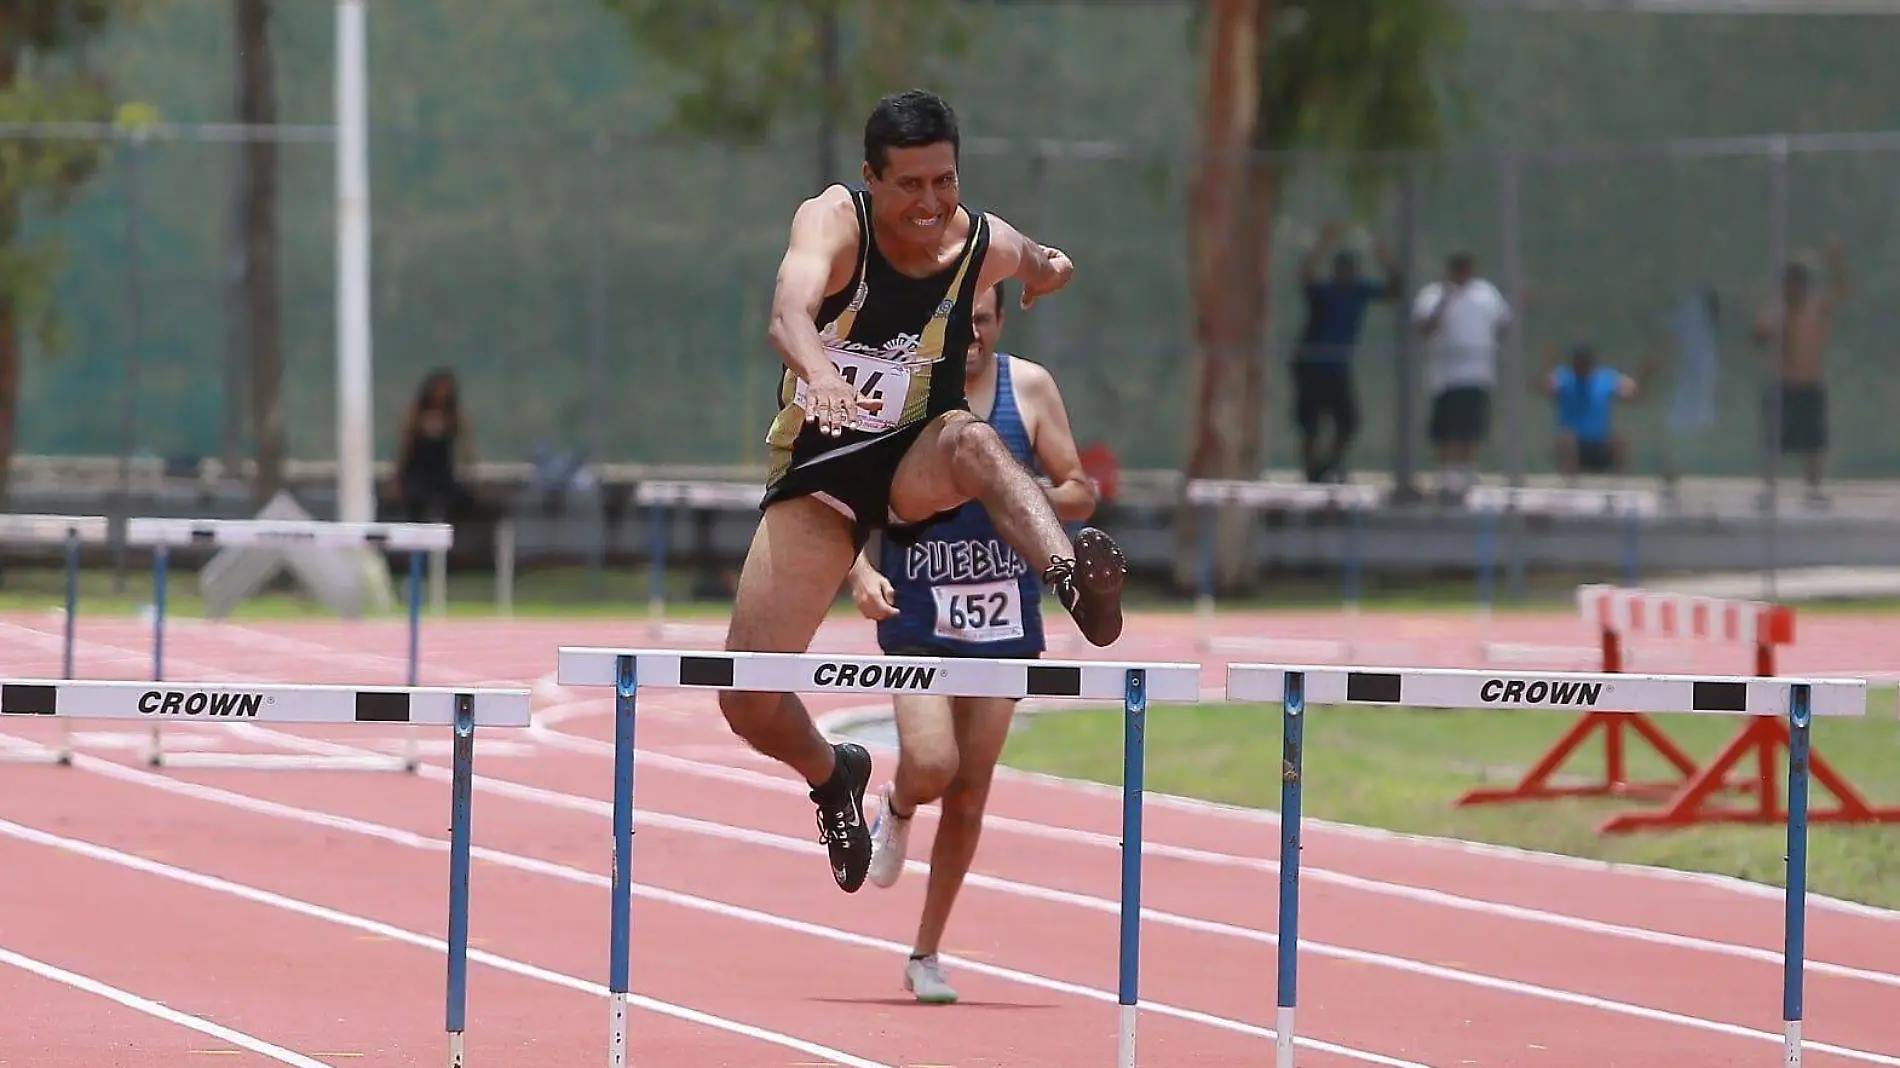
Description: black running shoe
811,741,874,892
1044,527,1126,647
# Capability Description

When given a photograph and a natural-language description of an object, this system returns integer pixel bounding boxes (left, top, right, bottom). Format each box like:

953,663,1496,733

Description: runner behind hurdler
845,279,1097,1003
717,88,1127,896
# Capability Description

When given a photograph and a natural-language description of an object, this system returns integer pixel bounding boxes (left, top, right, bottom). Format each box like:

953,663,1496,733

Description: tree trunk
0,289,18,514
236,0,283,506
1175,0,1263,593
0,48,21,514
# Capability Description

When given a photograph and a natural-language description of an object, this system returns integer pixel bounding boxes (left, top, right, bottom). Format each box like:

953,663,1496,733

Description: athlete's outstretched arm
768,188,877,436
1016,361,1097,524
984,214,1072,308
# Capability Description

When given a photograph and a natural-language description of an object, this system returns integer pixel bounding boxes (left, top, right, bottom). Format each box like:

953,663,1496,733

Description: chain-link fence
16,123,1897,499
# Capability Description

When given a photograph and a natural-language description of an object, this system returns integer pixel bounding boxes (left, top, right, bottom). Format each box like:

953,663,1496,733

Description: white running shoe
903,953,958,1004
867,782,911,889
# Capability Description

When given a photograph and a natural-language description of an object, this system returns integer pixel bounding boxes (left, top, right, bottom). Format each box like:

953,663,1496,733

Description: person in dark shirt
1291,222,1402,483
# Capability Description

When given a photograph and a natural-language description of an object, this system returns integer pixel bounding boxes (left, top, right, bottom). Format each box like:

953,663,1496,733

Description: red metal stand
1600,714,1900,832
1458,586,1895,831
1457,629,1708,807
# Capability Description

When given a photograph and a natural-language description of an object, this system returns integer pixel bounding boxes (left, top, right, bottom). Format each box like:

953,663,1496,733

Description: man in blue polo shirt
1291,222,1404,483
1538,343,1646,479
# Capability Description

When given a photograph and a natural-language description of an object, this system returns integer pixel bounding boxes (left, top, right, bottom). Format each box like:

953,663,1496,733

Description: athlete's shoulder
791,183,862,226
1001,353,1058,393
784,184,865,263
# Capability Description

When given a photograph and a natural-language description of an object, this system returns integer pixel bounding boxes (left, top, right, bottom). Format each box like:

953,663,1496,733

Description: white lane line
0,943,334,1067
26,748,1433,1068
527,698,1900,990
0,817,895,1068
102,723,1900,1067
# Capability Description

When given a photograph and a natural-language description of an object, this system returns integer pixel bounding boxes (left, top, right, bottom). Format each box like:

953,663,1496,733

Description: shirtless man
844,279,1095,1002
721,88,1126,895
1752,238,1848,505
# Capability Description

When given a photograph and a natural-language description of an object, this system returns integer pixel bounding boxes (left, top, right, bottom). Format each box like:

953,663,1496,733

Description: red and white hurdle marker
1461,583,1900,832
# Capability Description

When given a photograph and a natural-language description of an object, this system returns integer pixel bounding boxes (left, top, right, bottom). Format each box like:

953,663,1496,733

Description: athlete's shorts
882,643,1042,664
761,417,964,551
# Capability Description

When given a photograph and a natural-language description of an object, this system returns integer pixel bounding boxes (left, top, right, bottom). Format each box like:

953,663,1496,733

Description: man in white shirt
1411,251,1512,498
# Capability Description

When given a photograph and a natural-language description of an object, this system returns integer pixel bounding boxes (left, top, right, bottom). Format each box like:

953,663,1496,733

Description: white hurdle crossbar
1184,479,1398,662
123,517,453,772
1465,485,1661,664
0,674,530,1067
0,514,111,766
556,646,1204,1068
634,480,761,643
1224,661,1867,1068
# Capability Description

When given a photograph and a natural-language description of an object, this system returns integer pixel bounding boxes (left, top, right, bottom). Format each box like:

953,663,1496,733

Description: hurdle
635,480,760,643
123,516,453,771
1467,485,1660,664
0,673,530,1066
1184,479,1400,662
1225,661,1867,1068
555,645,1204,1068
0,514,110,766
1580,585,1900,832
1459,583,1797,810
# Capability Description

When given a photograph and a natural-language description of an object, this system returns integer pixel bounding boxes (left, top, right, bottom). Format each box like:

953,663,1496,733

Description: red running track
0,607,1896,1067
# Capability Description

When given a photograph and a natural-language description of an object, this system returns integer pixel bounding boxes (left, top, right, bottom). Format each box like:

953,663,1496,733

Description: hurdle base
1600,717,1900,833
1459,779,1692,806
1453,711,1717,809
0,744,74,767
149,752,417,773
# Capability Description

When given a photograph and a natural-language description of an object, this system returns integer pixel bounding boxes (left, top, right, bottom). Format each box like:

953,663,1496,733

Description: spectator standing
1752,238,1847,508
1288,222,1403,483
1533,342,1650,481
1411,251,1511,500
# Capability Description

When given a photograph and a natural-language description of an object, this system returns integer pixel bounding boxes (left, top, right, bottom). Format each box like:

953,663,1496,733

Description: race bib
794,348,912,434
931,579,1025,644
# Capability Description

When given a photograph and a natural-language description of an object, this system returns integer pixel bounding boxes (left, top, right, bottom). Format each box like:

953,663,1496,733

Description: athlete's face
965,284,1003,380
864,142,960,242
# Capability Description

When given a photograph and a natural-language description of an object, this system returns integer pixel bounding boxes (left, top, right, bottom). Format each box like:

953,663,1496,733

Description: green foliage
0,0,146,356
0,75,118,355
600,0,981,144
0,0,127,54
1256,0,1468,206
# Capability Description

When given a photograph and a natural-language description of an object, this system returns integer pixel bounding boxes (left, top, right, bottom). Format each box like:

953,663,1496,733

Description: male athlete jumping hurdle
717,88,1127,896
845,278,1096,1001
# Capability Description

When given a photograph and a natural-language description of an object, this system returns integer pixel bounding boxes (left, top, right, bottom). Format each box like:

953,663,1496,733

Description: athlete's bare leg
890,410,1124,645
720,494,878,891
910,695,1015,960
720,495,858,781
887,694,961,817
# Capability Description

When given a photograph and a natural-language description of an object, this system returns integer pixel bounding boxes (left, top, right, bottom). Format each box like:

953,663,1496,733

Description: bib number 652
931,580,1024,643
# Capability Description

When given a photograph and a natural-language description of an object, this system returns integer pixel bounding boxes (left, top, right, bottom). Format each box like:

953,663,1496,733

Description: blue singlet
876,354,1046,660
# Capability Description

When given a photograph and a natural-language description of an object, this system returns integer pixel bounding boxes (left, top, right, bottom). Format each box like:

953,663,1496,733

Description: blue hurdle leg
647,501,668,622
1782,683,1812,1068
1117,669,1147,1068
1475,509,1497,616
146,545,169,767
58,531,78,765
407,550,423,687
609,654,639,1068
445,692,475,1068
402,549,425,773
1276,670,1306,1068
151,545,168,682
1195,504,1217,645
62,531,78,681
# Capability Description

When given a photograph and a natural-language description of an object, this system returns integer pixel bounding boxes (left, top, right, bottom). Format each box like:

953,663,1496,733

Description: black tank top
765,188,991,456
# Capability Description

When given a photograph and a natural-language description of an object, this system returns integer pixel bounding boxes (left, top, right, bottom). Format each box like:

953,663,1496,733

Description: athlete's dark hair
990,281,1008,316
863,89,960,176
